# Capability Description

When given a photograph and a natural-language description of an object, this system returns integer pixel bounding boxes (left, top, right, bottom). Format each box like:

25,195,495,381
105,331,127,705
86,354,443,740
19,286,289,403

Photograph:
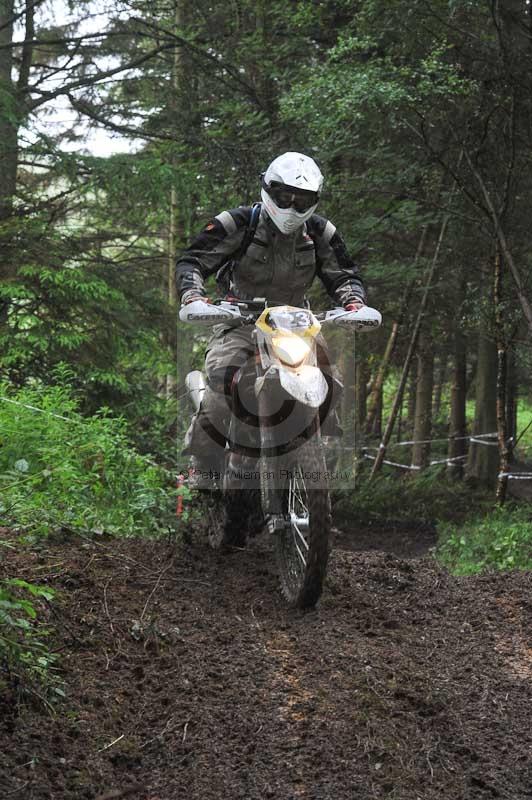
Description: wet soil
334,519,438,560
1,522,531,800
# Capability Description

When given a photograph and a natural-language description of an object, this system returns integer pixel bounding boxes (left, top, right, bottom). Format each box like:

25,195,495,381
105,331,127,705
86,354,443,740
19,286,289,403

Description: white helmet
261,152,323,235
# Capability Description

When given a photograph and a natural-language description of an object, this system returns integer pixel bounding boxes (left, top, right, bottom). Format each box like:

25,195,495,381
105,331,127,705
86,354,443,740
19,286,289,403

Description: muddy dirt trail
1,523,531,800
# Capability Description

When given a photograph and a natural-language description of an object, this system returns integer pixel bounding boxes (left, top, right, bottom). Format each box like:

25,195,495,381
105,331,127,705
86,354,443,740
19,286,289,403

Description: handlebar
179,299,382,331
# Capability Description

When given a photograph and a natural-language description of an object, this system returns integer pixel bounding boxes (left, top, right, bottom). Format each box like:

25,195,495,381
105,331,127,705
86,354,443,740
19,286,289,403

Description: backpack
215,202,263,296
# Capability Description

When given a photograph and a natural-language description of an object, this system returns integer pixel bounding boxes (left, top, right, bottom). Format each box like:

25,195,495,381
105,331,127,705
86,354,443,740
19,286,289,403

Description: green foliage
0,578,62,702
0,381,173,538
438,505,532,574
0,206,171,418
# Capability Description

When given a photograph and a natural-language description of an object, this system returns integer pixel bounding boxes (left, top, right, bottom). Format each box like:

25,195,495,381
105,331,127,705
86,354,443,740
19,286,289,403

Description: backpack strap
236,202,262,261
215,203,262,294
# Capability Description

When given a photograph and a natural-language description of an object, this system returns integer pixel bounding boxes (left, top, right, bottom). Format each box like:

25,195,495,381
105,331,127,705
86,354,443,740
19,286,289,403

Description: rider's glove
181,289,210,305
344,297,365,312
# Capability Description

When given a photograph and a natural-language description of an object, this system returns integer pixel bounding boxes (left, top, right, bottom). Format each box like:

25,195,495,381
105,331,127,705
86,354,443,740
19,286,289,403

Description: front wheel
274,440,331,608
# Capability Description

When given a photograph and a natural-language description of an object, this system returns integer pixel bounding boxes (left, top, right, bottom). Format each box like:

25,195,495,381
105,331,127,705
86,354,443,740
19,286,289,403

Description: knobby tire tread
275,439,331,609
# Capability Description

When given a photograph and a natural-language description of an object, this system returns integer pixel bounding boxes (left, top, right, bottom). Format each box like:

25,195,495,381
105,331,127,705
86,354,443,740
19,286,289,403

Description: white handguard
179,300,243,325
322,306,382,331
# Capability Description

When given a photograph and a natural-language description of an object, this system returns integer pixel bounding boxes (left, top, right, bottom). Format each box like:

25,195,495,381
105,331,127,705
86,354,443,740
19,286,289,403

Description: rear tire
274,439,331,608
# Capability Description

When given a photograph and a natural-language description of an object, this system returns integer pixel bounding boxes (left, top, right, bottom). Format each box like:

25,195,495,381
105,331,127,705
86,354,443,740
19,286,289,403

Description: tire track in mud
1,531,531,800
264,630,315,799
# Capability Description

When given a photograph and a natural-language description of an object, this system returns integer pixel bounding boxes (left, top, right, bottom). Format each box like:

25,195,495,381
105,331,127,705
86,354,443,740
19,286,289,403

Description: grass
438,504,532,574
514,397,532,456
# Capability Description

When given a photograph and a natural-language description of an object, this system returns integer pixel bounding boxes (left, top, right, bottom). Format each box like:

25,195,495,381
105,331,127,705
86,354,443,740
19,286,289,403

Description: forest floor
1,516,531,800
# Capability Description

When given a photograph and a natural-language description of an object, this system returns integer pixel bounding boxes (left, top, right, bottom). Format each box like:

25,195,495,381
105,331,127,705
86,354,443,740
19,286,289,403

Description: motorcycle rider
176,152,367,481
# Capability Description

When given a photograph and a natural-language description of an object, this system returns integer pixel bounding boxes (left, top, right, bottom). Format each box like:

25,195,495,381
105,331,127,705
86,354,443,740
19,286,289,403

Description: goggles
267,183,319,213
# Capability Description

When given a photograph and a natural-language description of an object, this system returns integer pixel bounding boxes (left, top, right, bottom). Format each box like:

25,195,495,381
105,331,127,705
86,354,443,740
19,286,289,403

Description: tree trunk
411,328,434,470
466,332,499,487
166,0,184,398
0,0,16,224
447,328,467,479
505,346,517,460
494,249,510,505
407,368,417,433
355,355,370,443
168,0,181,310
365,321,398,435
396,394,404,444
341,338,356,444
370,385,383,439
432,354,447,420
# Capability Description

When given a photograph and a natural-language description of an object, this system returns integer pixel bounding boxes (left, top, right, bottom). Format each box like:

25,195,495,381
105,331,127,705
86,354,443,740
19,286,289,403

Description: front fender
256,365,328,408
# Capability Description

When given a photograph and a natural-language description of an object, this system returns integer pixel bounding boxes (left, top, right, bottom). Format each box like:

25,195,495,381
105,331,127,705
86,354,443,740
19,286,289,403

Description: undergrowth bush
438,505,532,574
333,465,483,524
0,381,172,538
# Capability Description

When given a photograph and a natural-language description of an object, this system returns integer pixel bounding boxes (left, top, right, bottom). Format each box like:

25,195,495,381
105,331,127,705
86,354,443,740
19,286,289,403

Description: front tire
274,440,331,608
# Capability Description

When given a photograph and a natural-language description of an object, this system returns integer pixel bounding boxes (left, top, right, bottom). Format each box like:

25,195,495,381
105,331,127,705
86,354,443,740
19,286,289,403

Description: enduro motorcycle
179,299,382,608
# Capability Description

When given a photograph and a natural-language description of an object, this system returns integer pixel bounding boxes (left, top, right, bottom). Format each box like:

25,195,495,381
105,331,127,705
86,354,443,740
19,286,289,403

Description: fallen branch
97,734,124,754
140,564,173,623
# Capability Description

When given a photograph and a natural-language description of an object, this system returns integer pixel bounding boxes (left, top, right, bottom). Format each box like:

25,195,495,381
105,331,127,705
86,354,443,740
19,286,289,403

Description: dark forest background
2,0,532,574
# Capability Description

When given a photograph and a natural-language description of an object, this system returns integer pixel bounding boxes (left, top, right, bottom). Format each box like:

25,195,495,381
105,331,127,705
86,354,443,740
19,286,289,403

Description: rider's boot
183,388,229,490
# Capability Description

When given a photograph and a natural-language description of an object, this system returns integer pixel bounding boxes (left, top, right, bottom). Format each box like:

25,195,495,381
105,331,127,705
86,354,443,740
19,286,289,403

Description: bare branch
66,92,176,142
26,43,174,111
0,28,150,50
25,48,82,92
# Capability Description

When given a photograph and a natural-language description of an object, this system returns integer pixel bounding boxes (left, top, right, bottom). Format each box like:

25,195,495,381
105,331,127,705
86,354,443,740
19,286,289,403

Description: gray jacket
175,205,366,307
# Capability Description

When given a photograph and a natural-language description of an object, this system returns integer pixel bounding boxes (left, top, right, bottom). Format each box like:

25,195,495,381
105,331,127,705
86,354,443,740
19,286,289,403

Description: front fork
257,374,283,522
257,370,319,532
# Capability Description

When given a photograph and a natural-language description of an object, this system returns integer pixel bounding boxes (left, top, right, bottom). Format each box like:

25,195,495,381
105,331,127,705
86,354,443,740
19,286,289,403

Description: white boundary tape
429,455,468,466
363,453,419,470
498,472,532,481
374,432,499,448
365,432,500,454
0,395,83,424
362,452,468,471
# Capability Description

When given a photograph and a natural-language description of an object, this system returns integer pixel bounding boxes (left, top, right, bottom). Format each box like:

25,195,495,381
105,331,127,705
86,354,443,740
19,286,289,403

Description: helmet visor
267,183,319,213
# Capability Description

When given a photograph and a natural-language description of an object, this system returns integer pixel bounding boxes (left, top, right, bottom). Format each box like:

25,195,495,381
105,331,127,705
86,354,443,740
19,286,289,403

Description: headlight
271,335,311,367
